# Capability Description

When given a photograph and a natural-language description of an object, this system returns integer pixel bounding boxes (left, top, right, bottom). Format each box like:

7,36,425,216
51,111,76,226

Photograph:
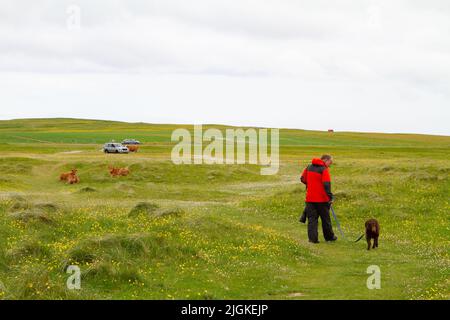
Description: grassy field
0,118,448,300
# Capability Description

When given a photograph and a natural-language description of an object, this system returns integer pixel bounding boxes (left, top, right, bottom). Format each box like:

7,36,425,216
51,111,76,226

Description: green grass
0,118,448,300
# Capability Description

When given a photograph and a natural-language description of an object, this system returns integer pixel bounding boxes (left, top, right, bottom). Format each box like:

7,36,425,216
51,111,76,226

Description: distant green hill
1,118,449,148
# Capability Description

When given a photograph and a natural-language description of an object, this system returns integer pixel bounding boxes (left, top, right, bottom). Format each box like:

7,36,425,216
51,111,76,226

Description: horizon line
1,116,449,138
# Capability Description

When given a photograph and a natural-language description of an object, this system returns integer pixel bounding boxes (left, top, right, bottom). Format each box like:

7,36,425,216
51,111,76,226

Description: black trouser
305,202,335,242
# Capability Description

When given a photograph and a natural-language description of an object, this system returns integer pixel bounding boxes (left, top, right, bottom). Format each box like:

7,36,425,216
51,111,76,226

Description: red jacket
301,158,333,203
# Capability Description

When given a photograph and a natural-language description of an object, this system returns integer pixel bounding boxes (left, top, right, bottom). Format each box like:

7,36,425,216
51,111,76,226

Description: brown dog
60,169,77,182
365,219,380,250
109,166,130,177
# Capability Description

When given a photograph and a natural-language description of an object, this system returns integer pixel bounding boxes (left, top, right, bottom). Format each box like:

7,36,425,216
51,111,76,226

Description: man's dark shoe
309,240,320,244
326,236,338,242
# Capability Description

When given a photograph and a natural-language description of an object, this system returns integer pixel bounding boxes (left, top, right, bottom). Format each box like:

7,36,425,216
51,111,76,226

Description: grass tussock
2,266,81,300
4,197,58,224
7,241,50,260
77,186,97,193
7,195,30,211
82,261,143,283
62,233,198,284
128,202,159,217
35,203,59,212
64,233,158,265
157,207,185,218
128,202,185,218
8,209,53,224
0,157,45,175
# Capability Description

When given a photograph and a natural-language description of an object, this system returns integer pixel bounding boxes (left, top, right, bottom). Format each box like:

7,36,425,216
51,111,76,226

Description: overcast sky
0,1,449,135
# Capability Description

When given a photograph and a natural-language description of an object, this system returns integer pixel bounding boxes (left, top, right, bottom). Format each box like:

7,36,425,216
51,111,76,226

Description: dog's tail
355,234,365,243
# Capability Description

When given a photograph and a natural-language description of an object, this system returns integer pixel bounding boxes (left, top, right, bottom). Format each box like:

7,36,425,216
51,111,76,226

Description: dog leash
302,205,364,243
330,206,372,243
331,207,367,243
354,234,365,243
330,205,346,240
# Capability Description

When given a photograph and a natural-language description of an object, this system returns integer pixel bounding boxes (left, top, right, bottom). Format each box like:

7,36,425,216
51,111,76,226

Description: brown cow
67,172,80,184
109,166,130,177
126,145,139,152
60,169,77,182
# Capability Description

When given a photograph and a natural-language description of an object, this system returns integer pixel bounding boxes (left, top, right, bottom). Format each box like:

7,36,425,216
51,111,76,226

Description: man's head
321,154,333,167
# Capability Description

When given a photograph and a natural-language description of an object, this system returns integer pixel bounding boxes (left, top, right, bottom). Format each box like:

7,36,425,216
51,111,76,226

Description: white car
103,143,129,154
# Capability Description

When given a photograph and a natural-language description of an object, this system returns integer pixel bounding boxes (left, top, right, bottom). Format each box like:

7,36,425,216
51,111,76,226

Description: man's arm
300,168,308,185
322,168,333,202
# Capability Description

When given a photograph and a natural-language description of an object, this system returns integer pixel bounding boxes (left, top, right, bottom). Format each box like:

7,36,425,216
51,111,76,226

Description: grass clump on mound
77,186,97,193
5,197,58,224
157,207,185,218
7,195,30,211
7,241,50,260
62,234,152,274
35,203,58,212
128,202,159,217
128,202,185,218
2,265,82,300
8,209,53,224
62,233,198,283
64,233,194,264
0,157,45,175
65,234,154,264
83,261,143,283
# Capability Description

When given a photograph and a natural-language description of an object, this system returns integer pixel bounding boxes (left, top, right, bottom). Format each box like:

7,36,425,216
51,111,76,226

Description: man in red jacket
300,155,337,243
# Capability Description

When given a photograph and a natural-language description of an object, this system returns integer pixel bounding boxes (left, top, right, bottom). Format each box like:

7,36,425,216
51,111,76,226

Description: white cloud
0,0,449,134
